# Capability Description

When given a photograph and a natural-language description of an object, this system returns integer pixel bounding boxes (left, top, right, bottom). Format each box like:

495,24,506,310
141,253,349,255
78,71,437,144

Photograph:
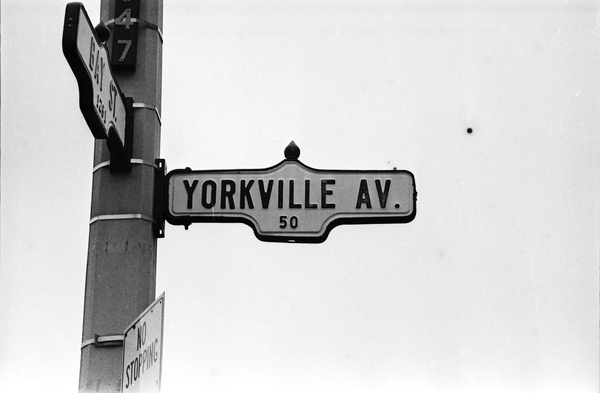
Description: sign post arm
109,96,134,171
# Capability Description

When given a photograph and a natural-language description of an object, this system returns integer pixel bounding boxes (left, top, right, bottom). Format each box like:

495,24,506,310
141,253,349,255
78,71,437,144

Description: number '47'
115,5,134,62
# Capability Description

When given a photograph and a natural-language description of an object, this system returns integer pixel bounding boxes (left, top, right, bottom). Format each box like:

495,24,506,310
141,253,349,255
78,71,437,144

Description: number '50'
279,215,298,229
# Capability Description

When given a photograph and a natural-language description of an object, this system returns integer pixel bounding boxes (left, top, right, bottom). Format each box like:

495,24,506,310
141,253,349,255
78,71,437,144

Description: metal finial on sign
94,21,110,43
284,141,300,160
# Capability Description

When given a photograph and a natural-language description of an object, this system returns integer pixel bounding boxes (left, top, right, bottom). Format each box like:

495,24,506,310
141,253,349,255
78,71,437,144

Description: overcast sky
1,0,599,392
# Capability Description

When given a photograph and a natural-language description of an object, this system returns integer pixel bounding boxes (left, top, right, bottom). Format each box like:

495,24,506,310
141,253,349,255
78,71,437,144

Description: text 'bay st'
165,143,417,243
63,2,128,155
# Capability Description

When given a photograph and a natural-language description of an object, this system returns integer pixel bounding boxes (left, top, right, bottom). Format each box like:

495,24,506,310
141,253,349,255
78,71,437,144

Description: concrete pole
79,0,163,391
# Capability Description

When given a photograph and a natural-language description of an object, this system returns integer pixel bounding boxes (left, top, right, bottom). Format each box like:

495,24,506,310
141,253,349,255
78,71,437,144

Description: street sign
122,293,165,393
110,0,141,70
164,143,416,243
63,2,128,154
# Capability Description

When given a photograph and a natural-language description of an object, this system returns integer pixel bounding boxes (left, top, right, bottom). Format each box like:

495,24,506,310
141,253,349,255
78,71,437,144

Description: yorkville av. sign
165,143,417,243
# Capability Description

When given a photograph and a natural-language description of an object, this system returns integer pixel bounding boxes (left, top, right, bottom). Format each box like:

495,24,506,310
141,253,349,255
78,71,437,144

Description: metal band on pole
132,102,162,125
93,158,158,173
90,214,157,225
106,18,164,43
81,335,125,349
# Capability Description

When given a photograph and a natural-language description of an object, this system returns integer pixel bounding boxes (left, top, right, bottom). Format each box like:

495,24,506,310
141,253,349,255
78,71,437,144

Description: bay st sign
165,143,417,243
63,2,129,155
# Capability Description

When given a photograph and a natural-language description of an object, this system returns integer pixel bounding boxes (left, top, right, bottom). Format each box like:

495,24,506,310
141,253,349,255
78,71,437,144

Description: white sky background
1,0,599,392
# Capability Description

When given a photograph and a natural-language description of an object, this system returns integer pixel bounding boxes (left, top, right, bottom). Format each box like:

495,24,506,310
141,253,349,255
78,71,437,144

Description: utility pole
78,0,163,391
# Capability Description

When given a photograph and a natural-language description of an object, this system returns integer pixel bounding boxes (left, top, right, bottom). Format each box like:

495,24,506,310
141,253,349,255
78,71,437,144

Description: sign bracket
110,96,134,171
81,334,125,349
154,159,166,238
